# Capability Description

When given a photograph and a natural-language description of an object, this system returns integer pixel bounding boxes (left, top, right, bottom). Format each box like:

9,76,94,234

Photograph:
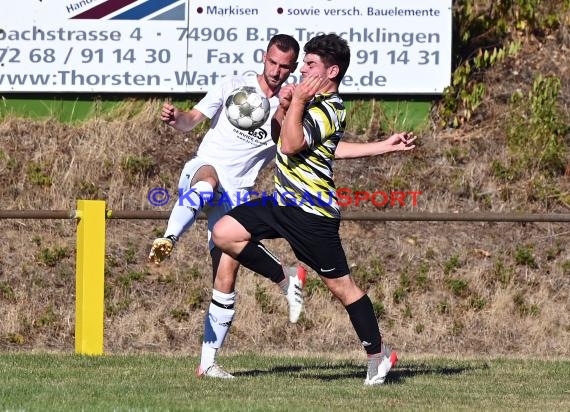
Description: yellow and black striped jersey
274,92,346,218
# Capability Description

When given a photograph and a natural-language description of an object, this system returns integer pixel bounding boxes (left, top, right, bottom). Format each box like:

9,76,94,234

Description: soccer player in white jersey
149,34,306,378
212,33,416,384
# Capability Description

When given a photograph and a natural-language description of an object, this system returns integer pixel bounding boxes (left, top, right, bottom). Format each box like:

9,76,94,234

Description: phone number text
1,47,440,66
0,47,172,64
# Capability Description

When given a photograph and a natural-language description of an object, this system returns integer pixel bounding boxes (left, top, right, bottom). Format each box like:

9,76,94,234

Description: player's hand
161,102,178,126
278,84,296,111
385,132,417,151
293,74,329,103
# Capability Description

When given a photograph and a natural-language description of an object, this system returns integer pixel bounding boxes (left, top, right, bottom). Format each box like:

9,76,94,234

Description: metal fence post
74,200,106,355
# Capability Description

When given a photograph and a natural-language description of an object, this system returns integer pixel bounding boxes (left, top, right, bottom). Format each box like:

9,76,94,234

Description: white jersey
194,75,278,191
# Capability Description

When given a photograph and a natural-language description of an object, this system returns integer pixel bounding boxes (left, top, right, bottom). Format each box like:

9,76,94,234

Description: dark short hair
267,34,300,60
303,33,350,83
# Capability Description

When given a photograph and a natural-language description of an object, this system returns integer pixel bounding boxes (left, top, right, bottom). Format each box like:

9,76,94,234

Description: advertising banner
0,0,452,94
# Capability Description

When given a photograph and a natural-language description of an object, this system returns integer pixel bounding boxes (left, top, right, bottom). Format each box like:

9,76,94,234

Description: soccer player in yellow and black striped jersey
213,33,416,385
273,90,345,218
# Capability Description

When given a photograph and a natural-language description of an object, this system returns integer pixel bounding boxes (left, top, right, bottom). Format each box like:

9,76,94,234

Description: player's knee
211,225,226,249
212,216,251,256
323,275,361,304
212,216,233,249
192,165,219,189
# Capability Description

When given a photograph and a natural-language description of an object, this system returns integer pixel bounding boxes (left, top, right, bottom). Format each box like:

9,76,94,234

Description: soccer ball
225,86,270,130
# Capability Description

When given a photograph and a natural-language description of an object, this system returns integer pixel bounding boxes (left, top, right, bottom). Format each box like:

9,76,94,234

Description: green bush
506,75,569,178
435,0,569,128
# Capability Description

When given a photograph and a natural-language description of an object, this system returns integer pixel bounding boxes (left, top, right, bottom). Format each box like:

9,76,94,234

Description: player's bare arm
335,132,417,159
280,75,328,154
161,102,207,133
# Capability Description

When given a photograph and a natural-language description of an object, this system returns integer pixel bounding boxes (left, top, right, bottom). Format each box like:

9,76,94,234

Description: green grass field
0,353,568,411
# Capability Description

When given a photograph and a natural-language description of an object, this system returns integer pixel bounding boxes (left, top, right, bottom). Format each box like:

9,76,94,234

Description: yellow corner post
75,200,106,355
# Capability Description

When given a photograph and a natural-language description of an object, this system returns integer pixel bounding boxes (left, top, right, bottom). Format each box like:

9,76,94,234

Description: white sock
164,181,213,238
199,289,236,371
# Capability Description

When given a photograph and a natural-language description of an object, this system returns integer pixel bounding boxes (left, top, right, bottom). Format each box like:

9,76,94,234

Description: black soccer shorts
227,195,350,278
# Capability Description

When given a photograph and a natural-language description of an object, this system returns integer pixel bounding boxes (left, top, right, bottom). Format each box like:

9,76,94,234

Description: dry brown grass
1,36,569,358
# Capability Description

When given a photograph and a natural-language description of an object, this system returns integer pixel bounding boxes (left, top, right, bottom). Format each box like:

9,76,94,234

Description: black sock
345,295,382,355
210,246,223,285
236,241,285,283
